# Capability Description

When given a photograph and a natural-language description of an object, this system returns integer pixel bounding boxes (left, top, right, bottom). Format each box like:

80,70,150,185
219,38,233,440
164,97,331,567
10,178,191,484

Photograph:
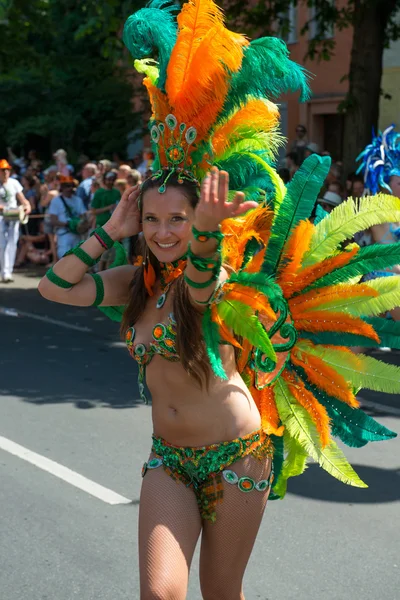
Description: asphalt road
1,270,399,600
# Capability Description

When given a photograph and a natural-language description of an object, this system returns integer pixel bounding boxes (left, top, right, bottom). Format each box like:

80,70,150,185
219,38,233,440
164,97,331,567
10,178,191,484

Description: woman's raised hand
103,185,142,240
194,168,258,231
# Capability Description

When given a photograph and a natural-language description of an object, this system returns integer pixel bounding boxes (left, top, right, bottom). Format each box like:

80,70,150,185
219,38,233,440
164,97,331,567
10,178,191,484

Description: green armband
64,242,100,267
46,267,74,289
91,226,115,250
192,225,224,243
184,272,218,289
90,273,105,306
187,243,222,273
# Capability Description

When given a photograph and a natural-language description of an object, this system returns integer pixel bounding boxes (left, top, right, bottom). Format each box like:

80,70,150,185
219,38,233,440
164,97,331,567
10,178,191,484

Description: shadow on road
287,462,400,504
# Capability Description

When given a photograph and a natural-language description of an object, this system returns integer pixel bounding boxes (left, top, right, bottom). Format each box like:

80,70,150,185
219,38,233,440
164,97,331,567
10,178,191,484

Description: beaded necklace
156,256,187,308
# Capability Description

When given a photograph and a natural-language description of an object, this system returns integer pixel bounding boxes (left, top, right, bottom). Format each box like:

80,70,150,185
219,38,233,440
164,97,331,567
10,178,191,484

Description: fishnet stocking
199,454,272,600
139,454,202,600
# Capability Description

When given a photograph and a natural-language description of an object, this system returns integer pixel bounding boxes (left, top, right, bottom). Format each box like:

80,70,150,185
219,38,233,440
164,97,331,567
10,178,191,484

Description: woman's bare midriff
146,346,261,447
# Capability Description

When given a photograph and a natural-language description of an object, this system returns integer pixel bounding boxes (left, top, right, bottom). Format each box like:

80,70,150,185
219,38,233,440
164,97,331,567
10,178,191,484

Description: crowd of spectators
0,147,153,281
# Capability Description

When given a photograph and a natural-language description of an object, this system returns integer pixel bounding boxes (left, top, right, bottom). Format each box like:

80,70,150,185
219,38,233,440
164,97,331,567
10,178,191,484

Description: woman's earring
143,247,156,296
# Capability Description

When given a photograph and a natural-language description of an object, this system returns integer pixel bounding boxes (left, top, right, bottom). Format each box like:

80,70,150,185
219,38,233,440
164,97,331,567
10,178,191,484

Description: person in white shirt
0,159,32,282
48,176,86,259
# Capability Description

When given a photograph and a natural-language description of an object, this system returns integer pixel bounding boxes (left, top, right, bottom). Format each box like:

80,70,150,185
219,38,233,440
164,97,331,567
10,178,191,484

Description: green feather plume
217,299,276,362
262,155,331,276
221,37,310,118
123,0,178,91
134,58,160,85
274,378,367,488
344,277,400,317
202,308,227,380
303,194,400,267
308,243,400,290
272,432,308,498
297,370,397,447
269,433,284,500
303,342,400,395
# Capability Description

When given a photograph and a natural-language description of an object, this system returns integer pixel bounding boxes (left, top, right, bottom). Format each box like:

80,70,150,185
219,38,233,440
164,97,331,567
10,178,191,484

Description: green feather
272,432,308,498
300,327,400,350
344,277,400,317
202,308,227,380
98,305,125,323
302,342,400,395
269,433,284,500
217,299,276,362
221,36,310,118
262,155,331,276
123,0,178,91
307,243,400,290
296,367,397,447
228,271,282,299
274,378,367,488
303,194,400,267
97,242,128,322
134,58,160,85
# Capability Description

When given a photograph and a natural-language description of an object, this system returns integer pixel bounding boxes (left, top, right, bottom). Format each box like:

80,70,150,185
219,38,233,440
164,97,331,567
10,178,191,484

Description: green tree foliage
0,0,146,161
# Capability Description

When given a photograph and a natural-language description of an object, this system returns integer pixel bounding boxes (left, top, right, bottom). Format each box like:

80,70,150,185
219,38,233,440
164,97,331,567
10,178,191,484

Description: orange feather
211,99,280,157
252,386,285,436
165,0,247,140
237,339,252,373
211,304,242,349
277,220,314,288
292,310,380,342
224,284,276,321
245,247,266,273
291,346,359,407
283,246,358,299
283,371,331,447
288,282,378,312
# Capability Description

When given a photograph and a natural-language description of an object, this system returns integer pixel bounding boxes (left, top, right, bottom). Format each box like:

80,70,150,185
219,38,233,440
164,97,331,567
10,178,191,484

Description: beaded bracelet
90,273,104,306
187,244,222,273
46,267,74,289
64,242,100,267
91,226,115,250
184,272,218,289
192,225,224,243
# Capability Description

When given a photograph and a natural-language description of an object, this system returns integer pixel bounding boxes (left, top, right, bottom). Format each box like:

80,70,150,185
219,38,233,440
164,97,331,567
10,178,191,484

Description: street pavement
1,268,399,600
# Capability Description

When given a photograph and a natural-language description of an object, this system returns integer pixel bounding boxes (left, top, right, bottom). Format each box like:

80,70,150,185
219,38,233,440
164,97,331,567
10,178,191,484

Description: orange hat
59,175,75,184
0,159,12,170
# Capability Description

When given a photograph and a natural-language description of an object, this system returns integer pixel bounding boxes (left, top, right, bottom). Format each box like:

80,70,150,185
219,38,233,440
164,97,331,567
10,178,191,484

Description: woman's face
142,186,195,262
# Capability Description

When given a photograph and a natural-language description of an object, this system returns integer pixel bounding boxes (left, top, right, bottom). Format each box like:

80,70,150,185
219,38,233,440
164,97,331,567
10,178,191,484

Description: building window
309,1,335,40
280,5,298,45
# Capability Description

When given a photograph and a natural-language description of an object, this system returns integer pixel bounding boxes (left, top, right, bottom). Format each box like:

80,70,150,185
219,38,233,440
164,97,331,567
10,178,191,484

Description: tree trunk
342,0,396,179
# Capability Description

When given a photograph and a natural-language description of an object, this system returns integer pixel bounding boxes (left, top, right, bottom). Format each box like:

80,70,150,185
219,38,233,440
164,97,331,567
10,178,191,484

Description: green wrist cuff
91,226,115,250
184,273,218,289
46,267,74,289
90,273,105,306
192,225,224,243
187,243,222,273
64,242,100,267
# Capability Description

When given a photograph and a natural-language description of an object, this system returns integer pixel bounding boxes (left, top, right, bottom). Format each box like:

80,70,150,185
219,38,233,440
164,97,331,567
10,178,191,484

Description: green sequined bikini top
125,313,179,403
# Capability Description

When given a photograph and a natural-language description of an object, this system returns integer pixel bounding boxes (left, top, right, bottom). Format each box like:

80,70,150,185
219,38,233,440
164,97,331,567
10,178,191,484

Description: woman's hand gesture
104,185,142,240
194,168,258,231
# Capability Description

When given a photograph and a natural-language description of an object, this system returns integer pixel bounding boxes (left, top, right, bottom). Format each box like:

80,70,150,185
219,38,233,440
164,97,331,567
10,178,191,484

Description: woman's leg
199,455,272,600
139,460,202,600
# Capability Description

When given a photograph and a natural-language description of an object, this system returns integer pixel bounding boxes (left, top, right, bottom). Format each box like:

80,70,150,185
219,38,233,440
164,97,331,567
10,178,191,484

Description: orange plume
283,371,331,447
165,0,248,141
288,282,378,312
292,310,380,342
284,246,358,299
251,386,284,436
211,99,280,157
224,284,276,321
277,220,314,290
291,346,359,407
237,339,252,373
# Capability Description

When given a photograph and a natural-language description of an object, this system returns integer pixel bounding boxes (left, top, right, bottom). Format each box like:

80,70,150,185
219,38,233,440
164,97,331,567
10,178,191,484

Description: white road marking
0,436,132,505
0,306,92,332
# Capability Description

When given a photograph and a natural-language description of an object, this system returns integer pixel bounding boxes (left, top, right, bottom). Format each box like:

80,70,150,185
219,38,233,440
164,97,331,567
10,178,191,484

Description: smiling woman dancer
38,1,400,599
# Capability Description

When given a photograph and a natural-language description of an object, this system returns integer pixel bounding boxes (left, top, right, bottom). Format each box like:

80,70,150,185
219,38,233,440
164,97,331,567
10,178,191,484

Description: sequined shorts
141,429,274,522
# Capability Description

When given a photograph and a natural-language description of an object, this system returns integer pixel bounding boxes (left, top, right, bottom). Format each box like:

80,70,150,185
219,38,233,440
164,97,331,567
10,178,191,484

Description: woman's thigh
199,454,272,600
139,459,202,600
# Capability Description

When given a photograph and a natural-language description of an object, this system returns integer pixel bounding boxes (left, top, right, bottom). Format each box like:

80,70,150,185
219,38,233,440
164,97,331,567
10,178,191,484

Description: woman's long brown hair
120,171,212,388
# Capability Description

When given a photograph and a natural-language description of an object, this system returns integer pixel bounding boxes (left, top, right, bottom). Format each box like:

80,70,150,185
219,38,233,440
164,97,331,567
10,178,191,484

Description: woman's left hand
194,167,258,231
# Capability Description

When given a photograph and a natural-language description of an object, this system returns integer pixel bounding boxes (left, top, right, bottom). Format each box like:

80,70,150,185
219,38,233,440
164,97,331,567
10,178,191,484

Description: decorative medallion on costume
100,0,400,499
357,124,400,194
